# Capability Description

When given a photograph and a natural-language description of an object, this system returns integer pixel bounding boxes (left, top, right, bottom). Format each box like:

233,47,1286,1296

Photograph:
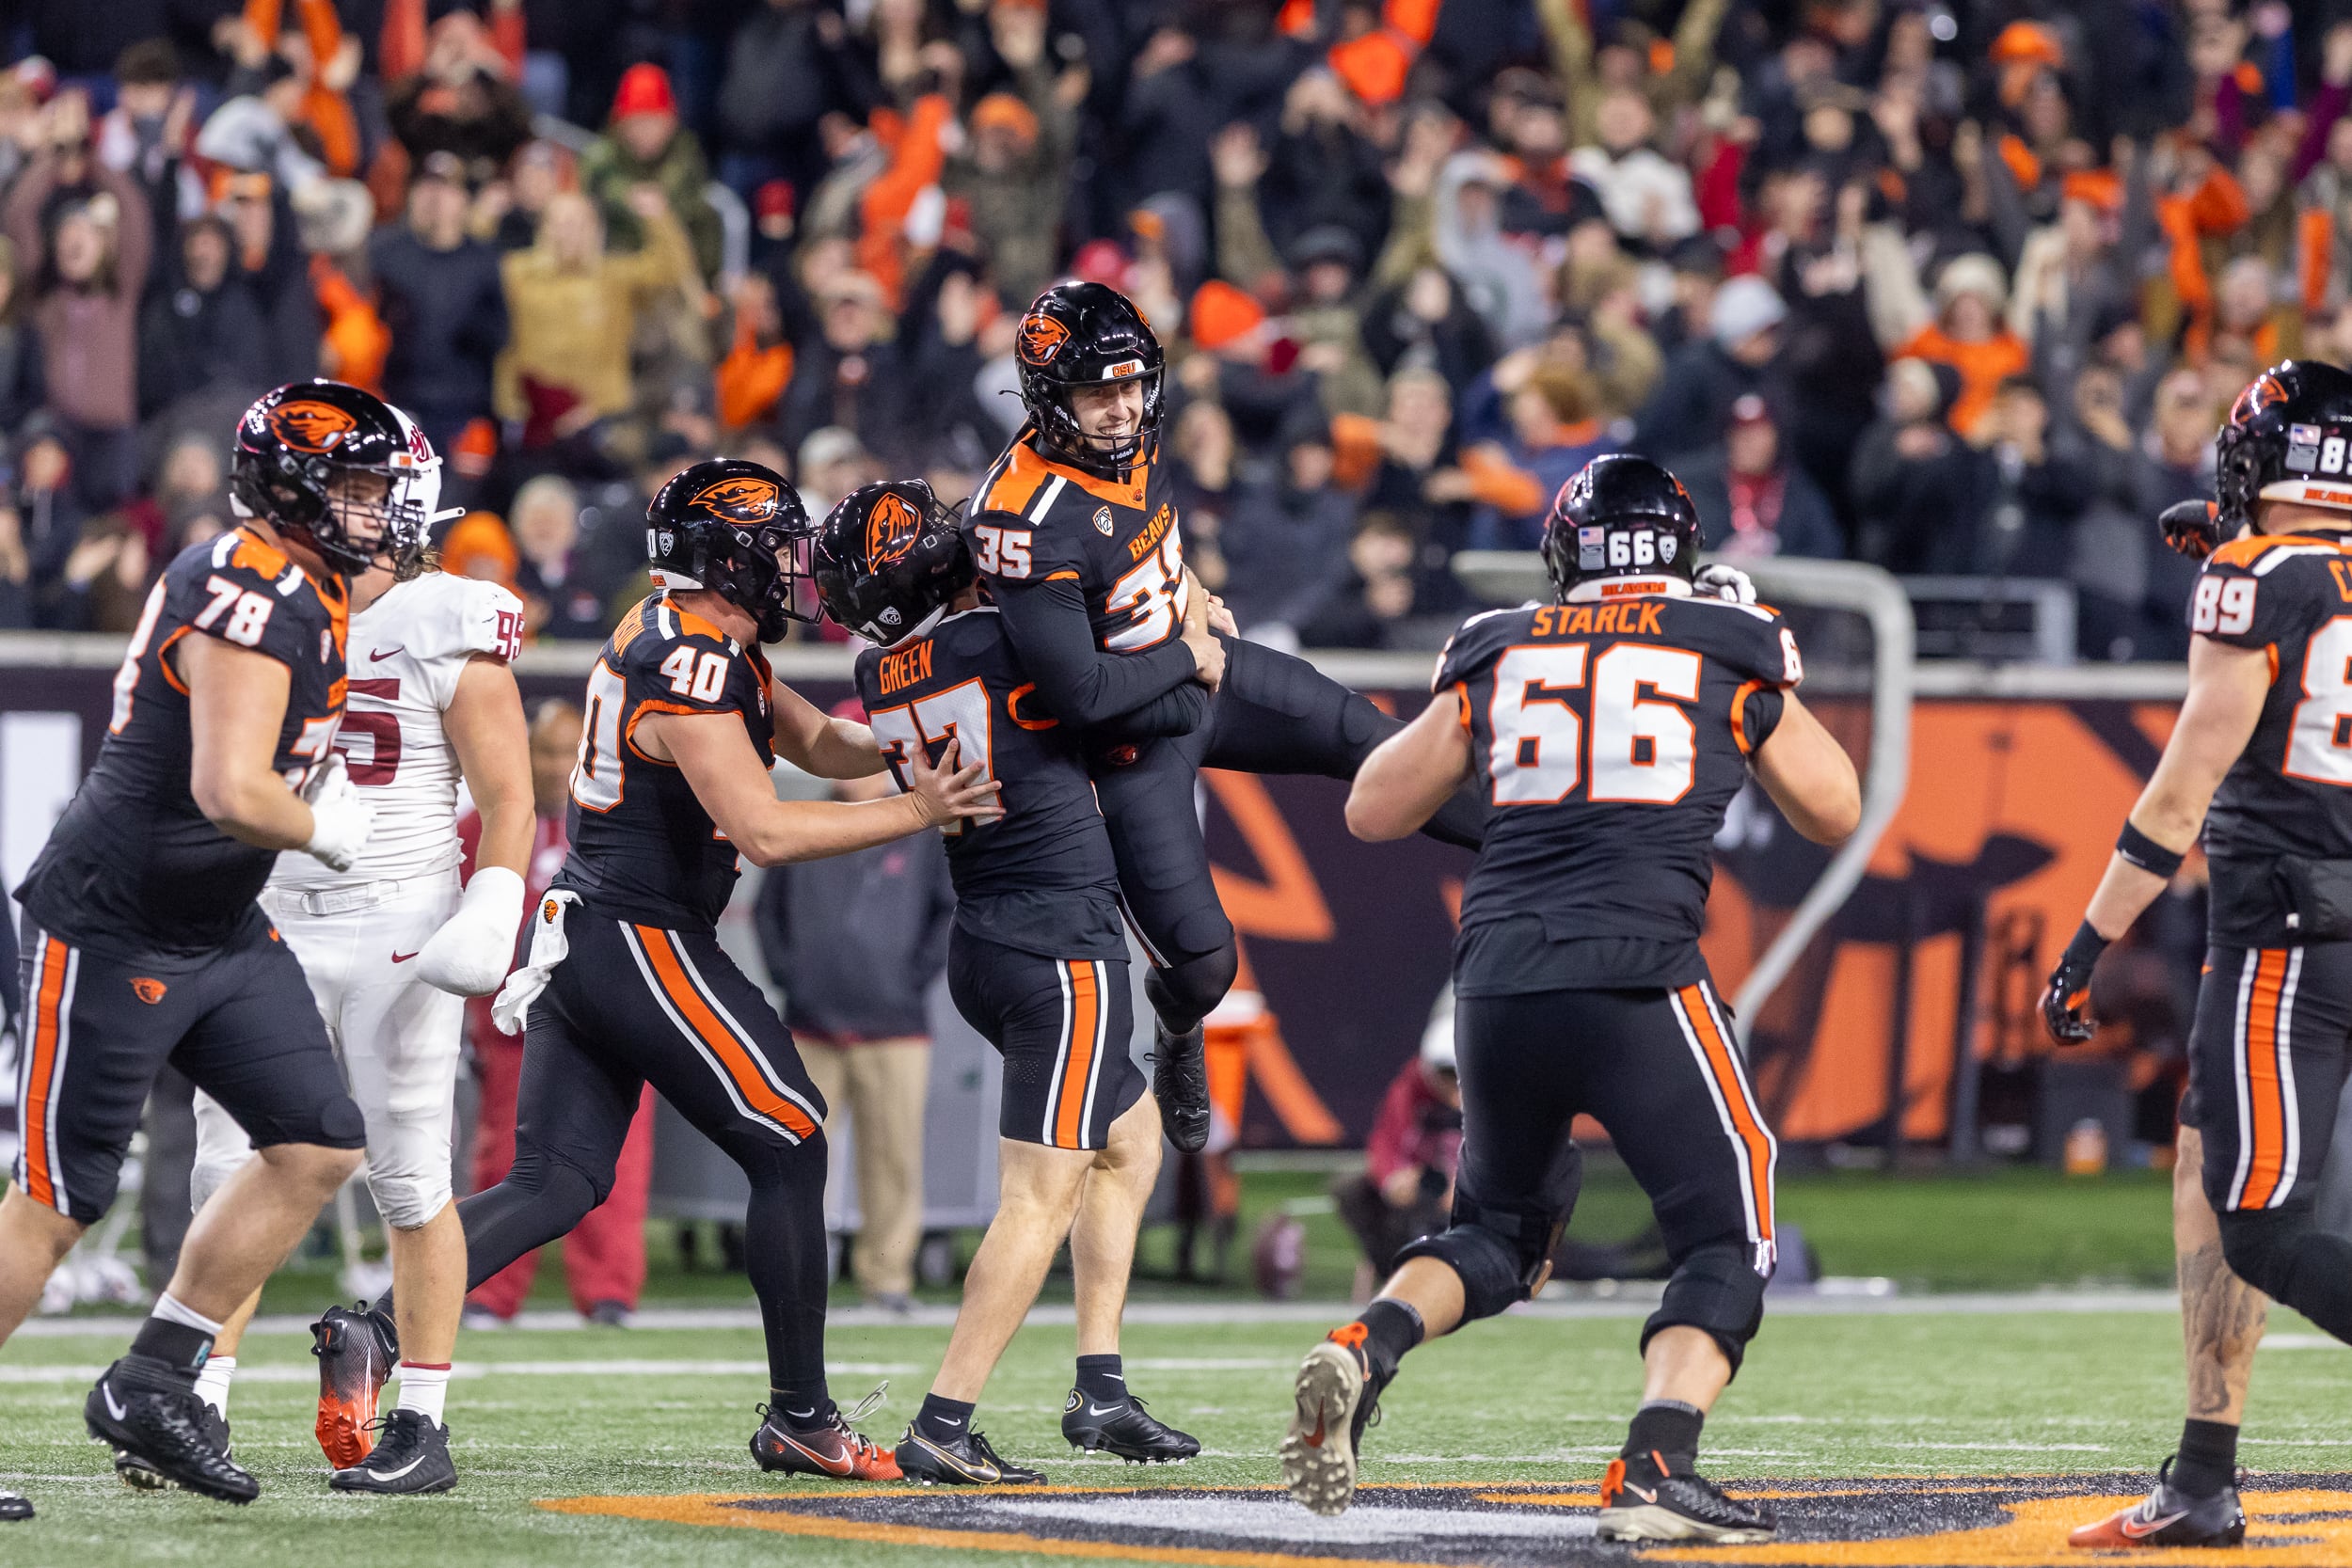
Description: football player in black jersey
373,459,994,1484
1280,455,1859,1542
2046,360,2352,1548
0,381,426,1511
966,281,1485,1155
815,482,1206,1484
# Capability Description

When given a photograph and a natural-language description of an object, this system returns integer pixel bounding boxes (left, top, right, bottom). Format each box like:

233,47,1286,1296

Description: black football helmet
1014,281,1165,475
644,458,817,642
2217,359,2352,534
810,480,975,647
1538,453,1702,600
230,381,432,575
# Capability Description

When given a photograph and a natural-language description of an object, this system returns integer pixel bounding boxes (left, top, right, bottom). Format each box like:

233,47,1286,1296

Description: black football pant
2184,942,2352,1344
1409,978,1777,1370
446,914,832,1395
1096,636,1486,1031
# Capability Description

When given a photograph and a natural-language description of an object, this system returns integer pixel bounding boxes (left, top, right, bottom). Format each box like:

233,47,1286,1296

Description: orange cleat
310,1304,397,1469
751,1387,902,1481
2068,1458,2246,1547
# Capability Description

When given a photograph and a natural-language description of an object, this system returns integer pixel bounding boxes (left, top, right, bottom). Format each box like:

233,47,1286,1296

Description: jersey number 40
1486,643,1706,805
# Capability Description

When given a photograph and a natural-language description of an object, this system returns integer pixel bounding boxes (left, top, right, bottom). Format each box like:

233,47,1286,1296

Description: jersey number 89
1486,643,1704,805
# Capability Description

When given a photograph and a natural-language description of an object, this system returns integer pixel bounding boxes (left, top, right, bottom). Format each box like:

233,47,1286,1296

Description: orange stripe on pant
2238,948,2293,1211
633,927,818,1141
1678,985,1774,1243
21,935,67,1209
1054,962,1100,1149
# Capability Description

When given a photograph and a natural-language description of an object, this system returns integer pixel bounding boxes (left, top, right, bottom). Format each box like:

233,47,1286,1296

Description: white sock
394,1362,451,1426
192,1355,236,1418
152,1291,225,1336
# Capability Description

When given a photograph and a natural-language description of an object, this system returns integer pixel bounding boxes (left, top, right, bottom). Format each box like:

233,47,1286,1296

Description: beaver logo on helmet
691,474,783,524
1019,311,1073,365
865,489,924,564
269,399,362,453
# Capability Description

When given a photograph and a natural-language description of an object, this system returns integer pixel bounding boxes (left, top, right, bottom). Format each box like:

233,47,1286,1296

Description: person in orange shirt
1894,254,2030,442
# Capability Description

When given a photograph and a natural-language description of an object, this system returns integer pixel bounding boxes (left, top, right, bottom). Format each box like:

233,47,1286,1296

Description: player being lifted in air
370,459,997,1482
964,282,1486,1159
814,481,1217,1483
1282,455,1859,1544
172,408,534,1497
2047,360,2352,1548
0,381,416,1513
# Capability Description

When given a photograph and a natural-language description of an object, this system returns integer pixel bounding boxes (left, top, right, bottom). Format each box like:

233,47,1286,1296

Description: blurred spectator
718,0,874,204
1332,994,1461,1293
581,64,723,282
797,425,876,527
1635,275,1785,464
371,153,509,456
1973,374,2093,579
1851,356,1978,572
1680,395,1843,560
507,475,608,641
0,238,43,435
778,268,905,459
1221,422,1358,637
388,12,534,169
97,40,192,245
941,0,1080,309
498,188,695,450
5,101,151,508
138,214,269,421
1454,361,1615,550
1570,87,1699,248
440,509,522,590
1883,253,2031,440
1300,515,1427,650
195,55,325,196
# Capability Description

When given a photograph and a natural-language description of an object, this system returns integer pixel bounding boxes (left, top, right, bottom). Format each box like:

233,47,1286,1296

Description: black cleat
117,1402,230,1491
2068,1456,2247,1547
1597,1449,1776,1544
329,1409,458,1495
1280,1328,1390,1516
312,1302,399,1469
85,1358,257,1505
1062,1391,1199,1463
895,1426,1046,1485
1152,1022,1210,1153
0,1486,29,1521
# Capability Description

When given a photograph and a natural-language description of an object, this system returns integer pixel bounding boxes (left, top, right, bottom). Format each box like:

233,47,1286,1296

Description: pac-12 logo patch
1094,507,1114,536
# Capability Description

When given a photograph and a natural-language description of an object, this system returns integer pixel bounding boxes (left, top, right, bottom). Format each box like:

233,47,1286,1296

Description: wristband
2115,821,2185,879
2060,920,2110,972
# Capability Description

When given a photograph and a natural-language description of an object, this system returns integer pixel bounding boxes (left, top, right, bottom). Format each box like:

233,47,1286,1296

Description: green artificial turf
6,1304,2351,1568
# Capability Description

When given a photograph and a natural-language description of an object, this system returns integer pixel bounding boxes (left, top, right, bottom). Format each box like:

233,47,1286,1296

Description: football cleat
85,1359,258,1505
116,1402,230,1490
895,1426,1047,1485
1062,1391,1200,1463
2067,1456,2247,1547
312,1302,399,1468
1597,1449,1776,1544
1280,1327,1388,1516
751,1386,902,1481
1152,1022,1210,1153
329,1409,458,1495
0,1485,30,1521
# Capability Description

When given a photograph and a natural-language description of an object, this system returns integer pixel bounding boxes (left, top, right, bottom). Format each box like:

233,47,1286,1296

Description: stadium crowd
0,0,2325,661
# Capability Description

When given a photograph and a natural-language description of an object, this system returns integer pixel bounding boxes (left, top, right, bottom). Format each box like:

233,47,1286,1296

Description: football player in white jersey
173,412,534,1497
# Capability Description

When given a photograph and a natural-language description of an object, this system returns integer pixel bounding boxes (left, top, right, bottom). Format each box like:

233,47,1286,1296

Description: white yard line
0,1359,916,1383
4,1288,2188,1340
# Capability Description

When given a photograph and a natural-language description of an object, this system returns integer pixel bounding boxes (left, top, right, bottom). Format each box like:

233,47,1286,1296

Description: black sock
1073,1354,1127,1405
914,1393,976,1445
1351,1299,1425,1381
769,1382,834,1431
127,1318,214,1384
1623,1400,1705,1469
2172,1418,2239,1497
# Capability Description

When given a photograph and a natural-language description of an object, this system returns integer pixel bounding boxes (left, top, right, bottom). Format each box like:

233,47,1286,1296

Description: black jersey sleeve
2188,537,2327,649
989,569,1200,728
1086,675,1211,739
1432,608,1520,694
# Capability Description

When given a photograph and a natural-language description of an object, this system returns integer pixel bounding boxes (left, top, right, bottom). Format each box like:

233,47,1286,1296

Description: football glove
2159,499,2223,561
300,754,373,873
2041,922,2110,1045
1695,562,1758,604
416,864,527,997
